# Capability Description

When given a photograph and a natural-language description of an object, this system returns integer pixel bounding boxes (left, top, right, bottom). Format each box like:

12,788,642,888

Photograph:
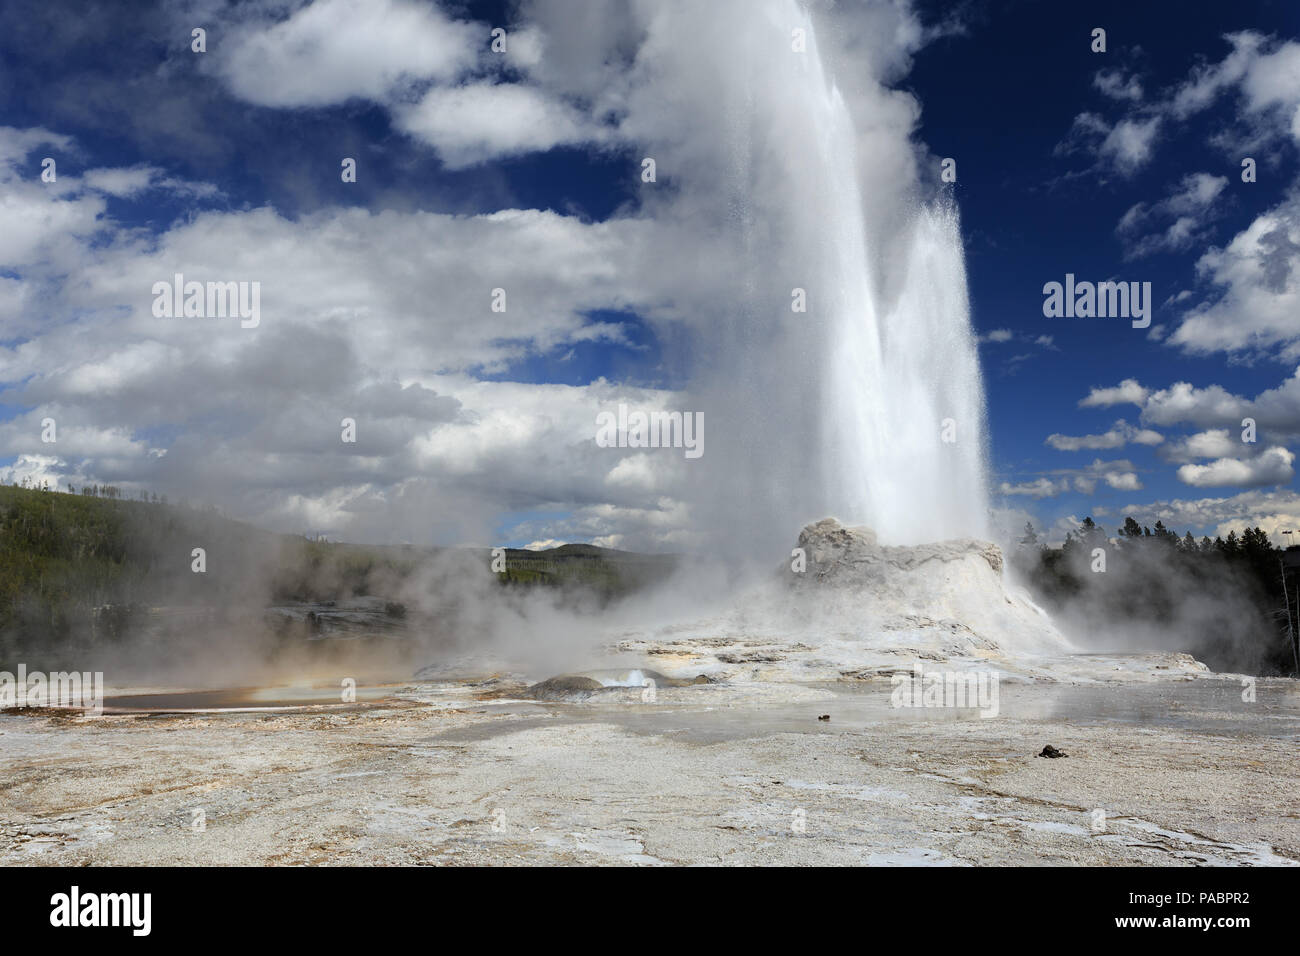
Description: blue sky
906,0,1300,542
0,0,1298,551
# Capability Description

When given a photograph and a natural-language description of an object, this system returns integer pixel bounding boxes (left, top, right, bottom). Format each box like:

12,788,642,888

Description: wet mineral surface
2,674,1297,866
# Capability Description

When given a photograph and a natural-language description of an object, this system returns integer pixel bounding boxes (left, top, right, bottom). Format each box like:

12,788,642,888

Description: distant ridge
0,484,678,661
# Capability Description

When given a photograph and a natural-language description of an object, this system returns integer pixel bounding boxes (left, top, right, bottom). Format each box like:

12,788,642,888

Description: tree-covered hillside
1014,516,1298,676
0,484,678,667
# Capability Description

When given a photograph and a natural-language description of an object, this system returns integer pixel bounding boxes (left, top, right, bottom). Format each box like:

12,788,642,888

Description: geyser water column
631,0,990,559
823,200,991,545
790,7,991,546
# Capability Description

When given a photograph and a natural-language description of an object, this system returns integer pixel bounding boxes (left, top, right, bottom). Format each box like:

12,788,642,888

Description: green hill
0,484,678,665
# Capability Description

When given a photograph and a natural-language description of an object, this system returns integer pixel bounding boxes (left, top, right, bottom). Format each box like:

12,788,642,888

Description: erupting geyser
822,202,990,545
670,1,990,556
800,21,991,545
